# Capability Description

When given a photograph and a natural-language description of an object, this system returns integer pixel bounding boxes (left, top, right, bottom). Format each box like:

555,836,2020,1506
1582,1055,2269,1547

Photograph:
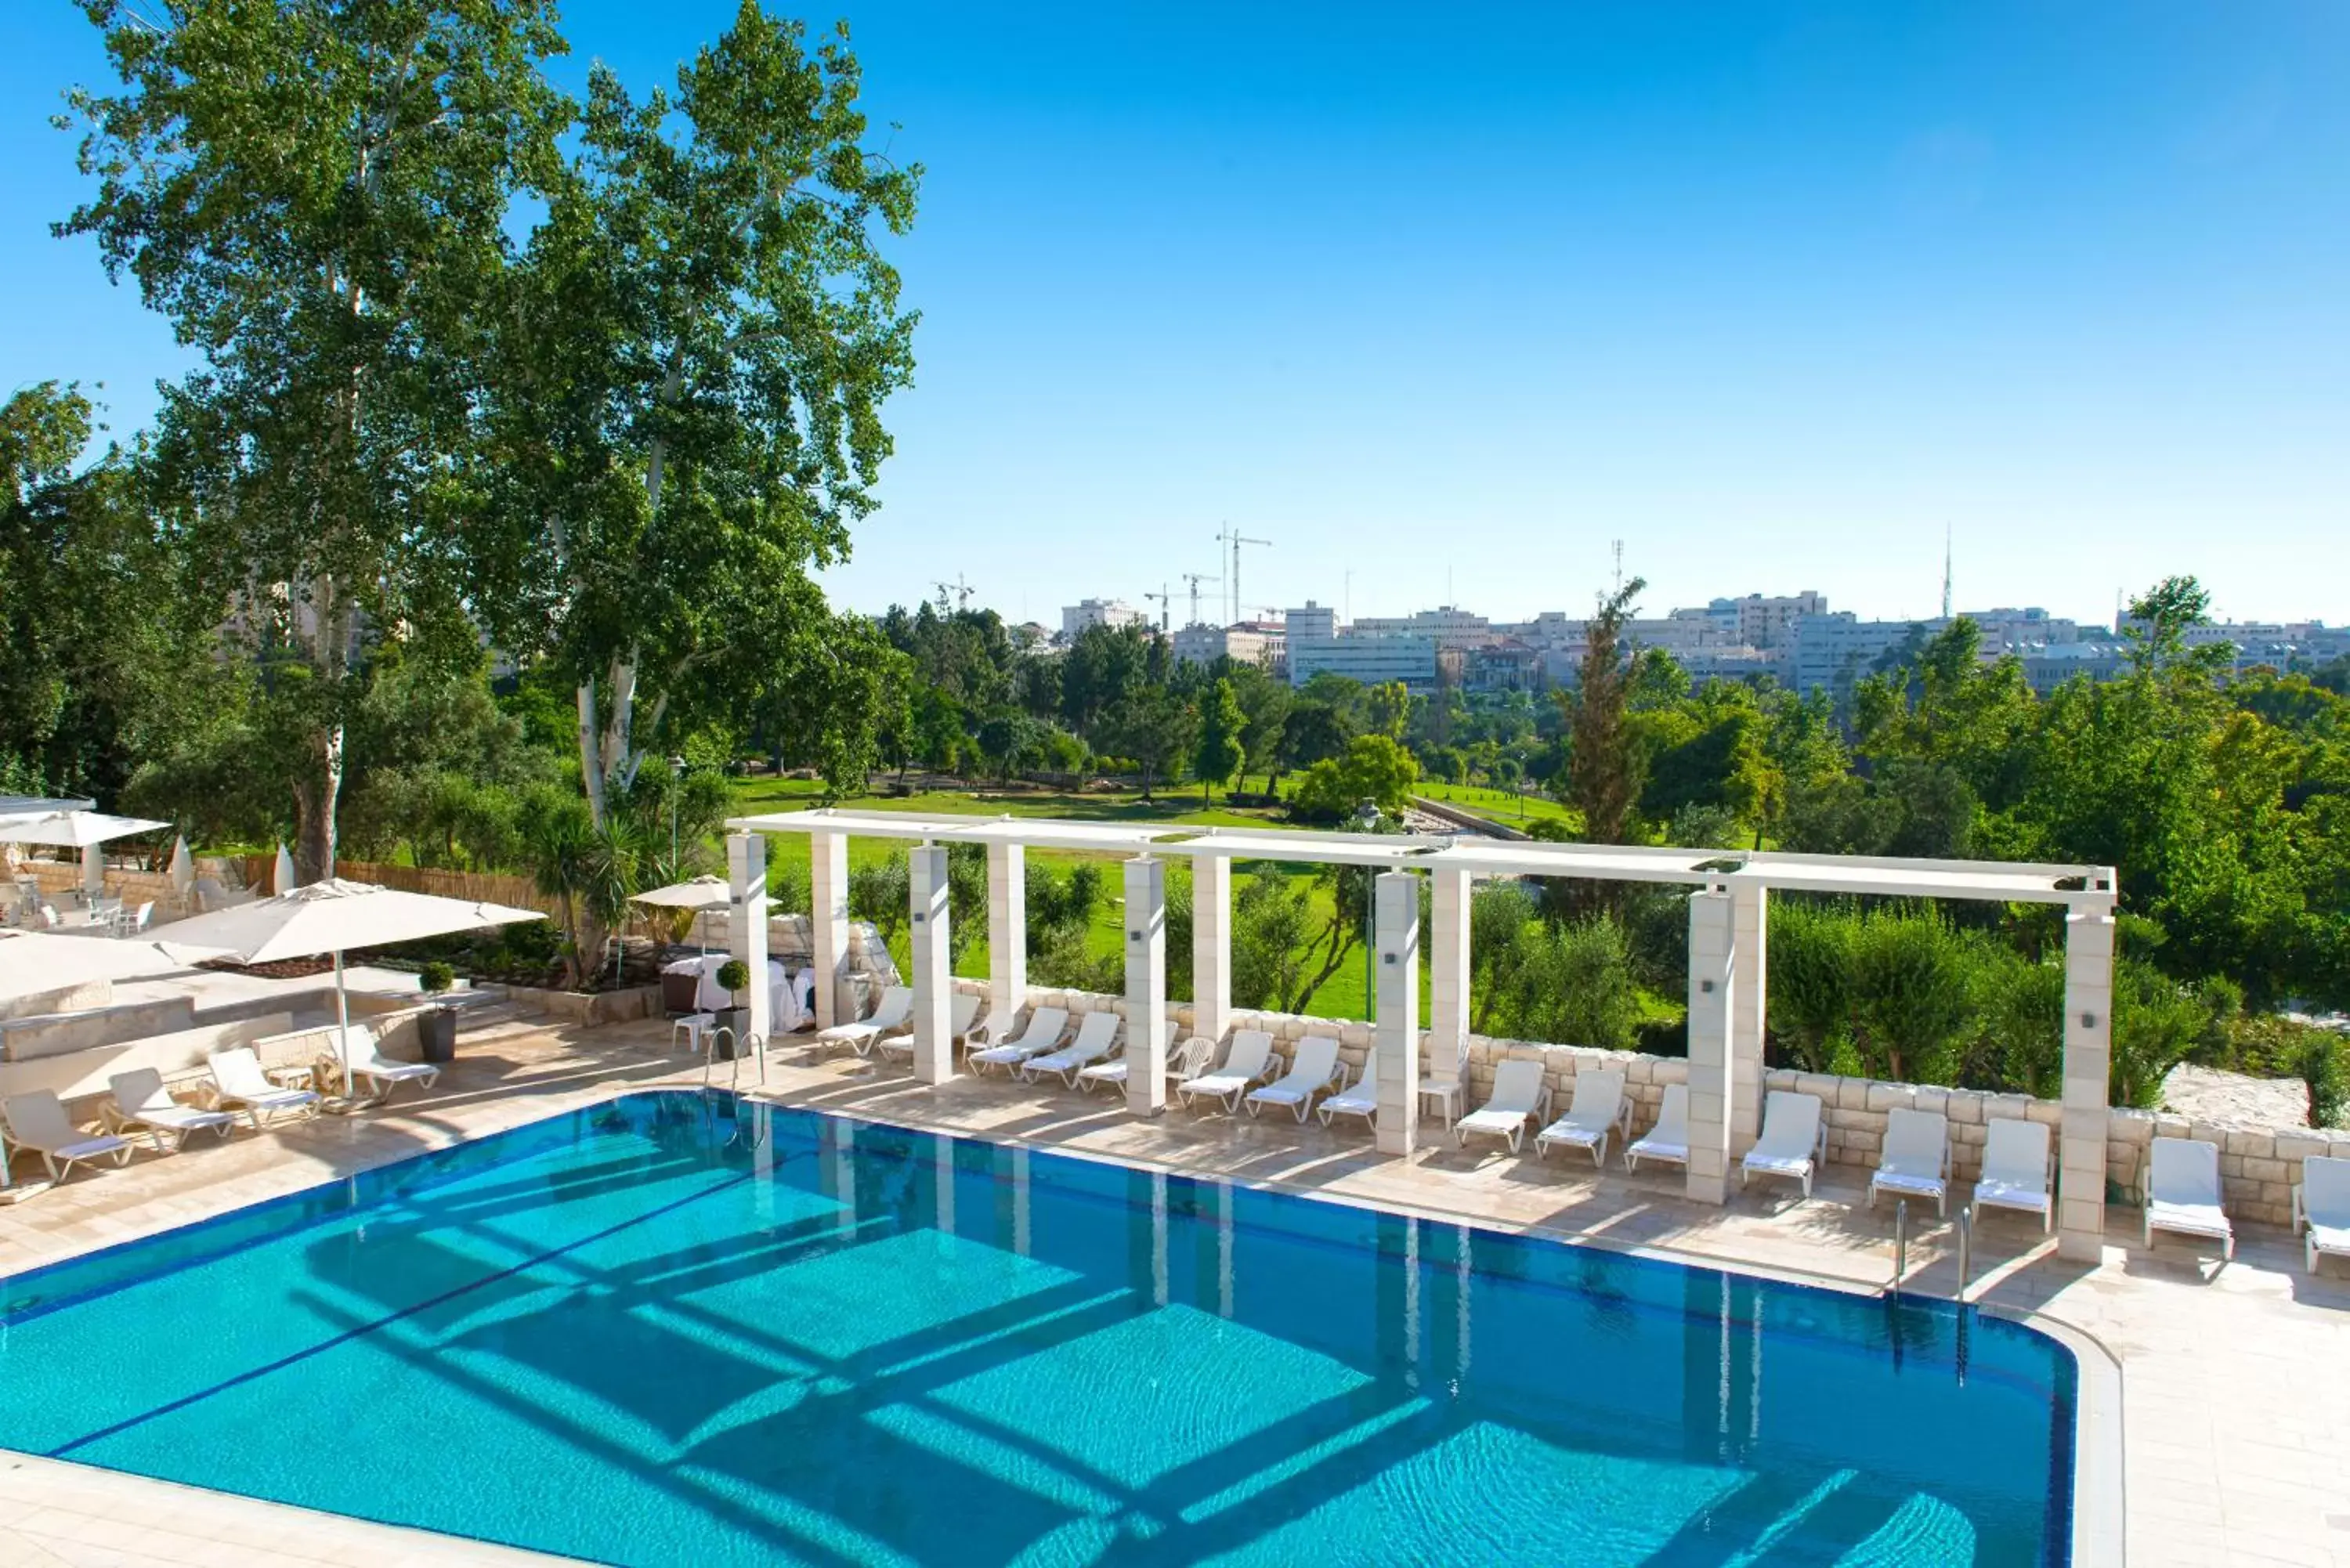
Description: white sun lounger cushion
1971,1118,2053,1230
1180,1031,1276,1112
968,1007,1069,1072
1317,1053,1379,1126
1246,1037,1342,1121
2296,1155,2350,1274
1869,1107,1952,1216
2145,1136,2234,1259
1535,1070,1628,1163
1455,1059,1550,1152
1021,1011,1123,1084
1625,1083,1690,1172
1741,1091,1826,1198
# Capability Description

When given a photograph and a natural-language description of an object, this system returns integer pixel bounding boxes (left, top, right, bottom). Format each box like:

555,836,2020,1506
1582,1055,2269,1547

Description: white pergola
725,807,2121,1263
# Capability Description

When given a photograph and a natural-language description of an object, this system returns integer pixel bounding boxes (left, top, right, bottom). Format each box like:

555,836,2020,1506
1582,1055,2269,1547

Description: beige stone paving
0,1015,2345,1566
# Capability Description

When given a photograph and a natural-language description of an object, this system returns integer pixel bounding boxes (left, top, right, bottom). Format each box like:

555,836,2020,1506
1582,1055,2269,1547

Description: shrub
715,959,751,999
1481,915,1641,1052
418,960,456,995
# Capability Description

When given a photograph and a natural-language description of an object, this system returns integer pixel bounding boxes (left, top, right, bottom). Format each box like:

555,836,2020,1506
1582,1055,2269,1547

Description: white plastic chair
3,1090,134,1180
818,985,913,1058
1740,1090,1827,1198
1246,1037,1343,1122
1625,1083,1690,1174
1972,1118,2053,1233
1869,1107,1952,1216
1455,1059,1552,1154
1075,1010,1188,1093
1533,1069,1631,1165
2144,1136,2234,1260
337,1024,441,1100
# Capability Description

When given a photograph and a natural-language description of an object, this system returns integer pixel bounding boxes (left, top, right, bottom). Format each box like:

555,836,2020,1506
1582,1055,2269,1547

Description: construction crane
933,573,974,614
1180,571,1221,628
1142,584,1171,633
1218,524,1272,626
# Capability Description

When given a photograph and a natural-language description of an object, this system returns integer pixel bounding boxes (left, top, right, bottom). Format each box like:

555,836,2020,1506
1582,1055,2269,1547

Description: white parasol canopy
630,875,729,910
0,811,172,848
160,879,544,1049
273,844,299,894
0,927,222,1004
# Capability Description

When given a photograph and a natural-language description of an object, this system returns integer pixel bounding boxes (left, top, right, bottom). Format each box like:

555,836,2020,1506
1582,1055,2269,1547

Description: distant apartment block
1172,620,1286,677
1060,598,1145,640
1715,591,1828,650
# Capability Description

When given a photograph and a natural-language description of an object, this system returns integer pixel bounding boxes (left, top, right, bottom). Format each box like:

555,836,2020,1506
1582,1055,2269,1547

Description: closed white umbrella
169,836,196,898
273,844,298,894
160,879,544,1052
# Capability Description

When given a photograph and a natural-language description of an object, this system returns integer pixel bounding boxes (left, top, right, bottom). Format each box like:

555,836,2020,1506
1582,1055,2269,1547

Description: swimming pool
0,1091,2078,1565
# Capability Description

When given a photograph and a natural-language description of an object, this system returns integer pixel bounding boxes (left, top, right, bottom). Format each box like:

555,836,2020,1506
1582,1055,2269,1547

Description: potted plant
417,961,459,1064
714,958,751,1058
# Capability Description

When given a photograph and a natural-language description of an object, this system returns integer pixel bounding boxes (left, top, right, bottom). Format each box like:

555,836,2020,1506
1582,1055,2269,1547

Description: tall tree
61,0,569,878
482,3,919,825
1192,678,1246,803
1564,576,1647,846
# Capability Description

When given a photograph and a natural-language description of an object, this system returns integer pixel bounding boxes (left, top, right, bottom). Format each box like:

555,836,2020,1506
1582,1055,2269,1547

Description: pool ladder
700,1027,768,1092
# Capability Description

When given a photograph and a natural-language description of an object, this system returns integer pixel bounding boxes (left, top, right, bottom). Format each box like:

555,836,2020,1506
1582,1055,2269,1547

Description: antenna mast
1611,540,1624,595
1940,523,1954,620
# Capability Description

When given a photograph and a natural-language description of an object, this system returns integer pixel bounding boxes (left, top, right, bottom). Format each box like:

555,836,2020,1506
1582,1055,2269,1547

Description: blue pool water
0,1092,2073,1565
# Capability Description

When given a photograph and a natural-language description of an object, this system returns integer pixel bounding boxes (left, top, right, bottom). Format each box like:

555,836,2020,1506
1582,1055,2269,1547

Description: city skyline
5,2,2345,628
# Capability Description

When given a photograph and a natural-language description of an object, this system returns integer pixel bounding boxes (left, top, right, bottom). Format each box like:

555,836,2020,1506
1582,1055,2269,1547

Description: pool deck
2,1014,2345,1567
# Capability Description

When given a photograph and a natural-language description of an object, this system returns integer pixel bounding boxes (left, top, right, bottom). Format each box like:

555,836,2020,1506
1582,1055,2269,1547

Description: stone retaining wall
959,984,2348,1229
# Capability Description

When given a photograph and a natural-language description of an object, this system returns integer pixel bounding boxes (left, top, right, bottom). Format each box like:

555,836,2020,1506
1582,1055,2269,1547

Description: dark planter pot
713,1006,752,1057
418,1006,458,1064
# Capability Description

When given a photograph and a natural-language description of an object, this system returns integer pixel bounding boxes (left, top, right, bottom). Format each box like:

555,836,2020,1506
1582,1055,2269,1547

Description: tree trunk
292,723,342,883
577,677,606,828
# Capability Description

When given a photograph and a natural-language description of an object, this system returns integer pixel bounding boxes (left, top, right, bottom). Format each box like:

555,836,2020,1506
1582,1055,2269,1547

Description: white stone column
1191,854,1231,1046
1729,883,1767,1156
1373,870,1421,1157
1685,887,1737,1204
1428,866,1472,1089
1123,856,1168,1115
809,830,850,1029
2059,905,2116,1263
725,832,771,1044
986,840,1025,1025
908,844,952,1085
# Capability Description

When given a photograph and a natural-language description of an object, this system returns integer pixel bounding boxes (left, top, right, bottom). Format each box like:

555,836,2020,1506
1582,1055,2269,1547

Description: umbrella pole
333,948,351,1047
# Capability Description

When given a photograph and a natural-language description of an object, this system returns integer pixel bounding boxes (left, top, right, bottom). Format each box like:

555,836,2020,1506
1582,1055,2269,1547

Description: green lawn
1412,779,1580,832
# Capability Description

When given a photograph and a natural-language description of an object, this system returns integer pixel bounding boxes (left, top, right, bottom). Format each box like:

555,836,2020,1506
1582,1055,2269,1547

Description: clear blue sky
7,2,2346,631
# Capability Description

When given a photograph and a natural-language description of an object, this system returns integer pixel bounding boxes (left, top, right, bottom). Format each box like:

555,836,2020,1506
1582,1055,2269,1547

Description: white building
1172,622,1285,674
1060,598,1145,641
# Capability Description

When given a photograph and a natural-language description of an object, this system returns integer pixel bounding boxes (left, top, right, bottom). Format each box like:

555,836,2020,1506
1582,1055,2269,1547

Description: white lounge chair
107,1068,236,1153
207,1048,322,1130
1178,1030,1277,1114
1021,1010,1124,1086
876,991,983,1064
2,1090,134,1181
1317,1051,1379,1129
1534,1069,1631,1165
1869,1107,1952,1216
967,1006,1069,1075
1074,1010,1188,1093
1624,1083,1689,1174
1455,1059,1551,1154
1740,1090,1826,1198
1246,1037,1343,1122
2294,1155,2350,1276
1972,1118,2054,1233
2144,1136,2234,1259
818,985,913,1058
337,1024,441,1100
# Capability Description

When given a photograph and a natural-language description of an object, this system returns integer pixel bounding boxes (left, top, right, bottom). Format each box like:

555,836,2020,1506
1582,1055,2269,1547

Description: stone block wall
955,986,2349,1228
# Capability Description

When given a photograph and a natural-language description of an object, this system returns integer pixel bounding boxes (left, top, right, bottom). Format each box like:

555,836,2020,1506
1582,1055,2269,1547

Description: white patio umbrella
273,843,299,894
0,927,223,1004
158,879,544,1050
631,874,729,951
168,836,196,900
0,811,172,900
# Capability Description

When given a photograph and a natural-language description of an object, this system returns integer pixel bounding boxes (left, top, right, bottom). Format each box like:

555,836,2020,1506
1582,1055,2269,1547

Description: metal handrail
1956,1203,1973,1304
1893,1198,1908,1292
